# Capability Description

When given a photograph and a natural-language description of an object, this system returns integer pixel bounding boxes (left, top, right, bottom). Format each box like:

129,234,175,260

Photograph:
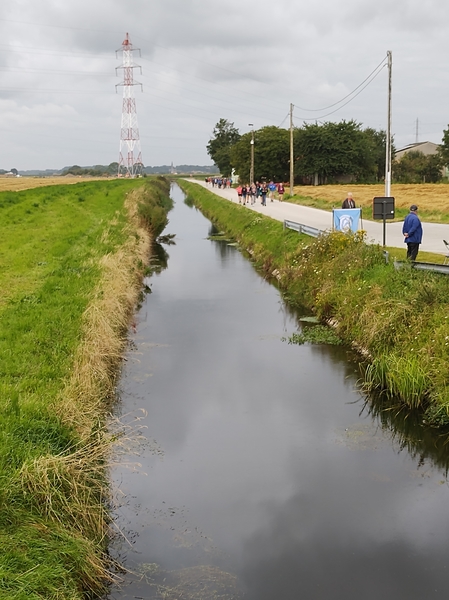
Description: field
292,183,449,222
0,175,107,192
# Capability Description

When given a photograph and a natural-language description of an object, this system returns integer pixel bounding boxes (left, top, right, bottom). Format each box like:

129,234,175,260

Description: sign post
373,197,395,247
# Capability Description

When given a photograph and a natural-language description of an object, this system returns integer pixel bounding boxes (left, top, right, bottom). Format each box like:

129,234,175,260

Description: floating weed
284,325,343,346
298,315,320,323
141,565,243,600
207,233,234,242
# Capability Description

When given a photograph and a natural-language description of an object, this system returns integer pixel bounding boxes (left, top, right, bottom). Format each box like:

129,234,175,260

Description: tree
231,126,290,183
425,153,444,182
362,128,395,182
439,125,449,167
294,120,376,184
206,119,241,176
393,151,443,183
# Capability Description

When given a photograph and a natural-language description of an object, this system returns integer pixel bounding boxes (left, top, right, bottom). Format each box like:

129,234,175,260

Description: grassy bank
180,180,449,427
0,177,171,599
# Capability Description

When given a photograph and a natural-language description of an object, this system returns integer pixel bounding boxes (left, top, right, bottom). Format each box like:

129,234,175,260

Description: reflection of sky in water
110,185,449,599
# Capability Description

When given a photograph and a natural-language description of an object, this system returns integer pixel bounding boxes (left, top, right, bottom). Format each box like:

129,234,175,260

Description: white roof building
395,141,440,160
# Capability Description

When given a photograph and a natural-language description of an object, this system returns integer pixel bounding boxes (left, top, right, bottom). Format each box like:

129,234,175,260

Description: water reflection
363,395,449,474
206,223,241,265
147,240,171,274
310,343,449,473
108,184,449,600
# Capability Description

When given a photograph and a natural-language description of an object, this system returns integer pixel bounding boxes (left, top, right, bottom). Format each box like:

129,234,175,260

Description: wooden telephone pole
289,103,294,196
385,51,392,197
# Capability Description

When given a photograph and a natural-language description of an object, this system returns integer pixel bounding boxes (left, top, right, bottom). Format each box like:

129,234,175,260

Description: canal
108,184,449,599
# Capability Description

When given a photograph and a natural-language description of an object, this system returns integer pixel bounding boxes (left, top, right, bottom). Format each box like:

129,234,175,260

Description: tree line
207,118,449,184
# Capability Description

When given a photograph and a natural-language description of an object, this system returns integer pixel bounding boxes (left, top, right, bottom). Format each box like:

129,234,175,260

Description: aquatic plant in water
284,325,344,346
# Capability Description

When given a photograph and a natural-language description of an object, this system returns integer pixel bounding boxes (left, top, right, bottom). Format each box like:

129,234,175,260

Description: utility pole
116,33,143,178
289,103,294,196
249,123,254,185
384,51,392,197
415,118,419,144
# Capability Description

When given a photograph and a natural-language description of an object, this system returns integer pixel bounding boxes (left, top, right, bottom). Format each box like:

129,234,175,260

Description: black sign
373,197,395,220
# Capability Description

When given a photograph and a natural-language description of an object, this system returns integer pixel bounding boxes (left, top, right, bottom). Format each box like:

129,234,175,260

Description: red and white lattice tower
116,33,143,177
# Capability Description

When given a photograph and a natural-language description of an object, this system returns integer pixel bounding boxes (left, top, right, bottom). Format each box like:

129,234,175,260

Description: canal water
108,184,449,599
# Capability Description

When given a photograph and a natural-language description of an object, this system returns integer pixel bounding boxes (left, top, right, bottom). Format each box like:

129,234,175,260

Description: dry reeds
54,187,151,438
15,440,111,540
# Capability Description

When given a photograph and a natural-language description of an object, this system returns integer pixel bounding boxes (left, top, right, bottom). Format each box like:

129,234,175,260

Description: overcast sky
1,0,449,170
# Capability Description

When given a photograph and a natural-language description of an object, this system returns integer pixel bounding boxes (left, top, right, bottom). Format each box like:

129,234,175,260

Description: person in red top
236,185,243,203
277,182,285,202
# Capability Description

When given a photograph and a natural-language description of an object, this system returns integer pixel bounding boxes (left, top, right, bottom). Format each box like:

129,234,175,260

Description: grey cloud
1,0,449,168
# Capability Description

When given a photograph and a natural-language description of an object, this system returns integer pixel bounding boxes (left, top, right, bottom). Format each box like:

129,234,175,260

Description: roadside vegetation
179,180,449,428
0,177,171,599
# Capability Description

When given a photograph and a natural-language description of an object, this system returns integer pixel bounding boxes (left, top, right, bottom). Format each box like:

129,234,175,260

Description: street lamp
248,123,254,185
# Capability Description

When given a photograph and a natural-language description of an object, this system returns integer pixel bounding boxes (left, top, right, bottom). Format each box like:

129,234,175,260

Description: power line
0,17,394,152
0,41,292,117
293,55,388,112
293,63,386,122
278,113,290,128
0,22,388,118
0,66,112,76
0,43,114,60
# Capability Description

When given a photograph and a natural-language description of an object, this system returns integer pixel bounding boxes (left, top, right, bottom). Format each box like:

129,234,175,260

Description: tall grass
0,177,171,598
364,355,431,409
179,180,449,425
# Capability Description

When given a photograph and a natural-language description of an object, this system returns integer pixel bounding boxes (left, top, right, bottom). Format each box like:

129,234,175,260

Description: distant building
395,141,440,160
395,141,448,177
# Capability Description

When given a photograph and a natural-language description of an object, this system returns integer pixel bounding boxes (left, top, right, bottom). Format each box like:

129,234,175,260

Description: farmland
292,183,449,222
0,175,107,193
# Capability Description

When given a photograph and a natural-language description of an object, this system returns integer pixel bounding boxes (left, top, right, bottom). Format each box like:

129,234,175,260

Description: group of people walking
205,177,232,189
236,181,285,206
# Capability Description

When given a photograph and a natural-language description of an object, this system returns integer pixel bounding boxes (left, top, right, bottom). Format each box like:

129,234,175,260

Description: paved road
187,180,449,256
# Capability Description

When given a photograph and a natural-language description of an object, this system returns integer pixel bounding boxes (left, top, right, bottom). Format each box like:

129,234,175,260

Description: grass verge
179,180,449,427
0,177,172,599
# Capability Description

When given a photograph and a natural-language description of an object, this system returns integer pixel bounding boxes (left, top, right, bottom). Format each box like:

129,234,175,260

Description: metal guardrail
394,261,449,275
283,219,324,238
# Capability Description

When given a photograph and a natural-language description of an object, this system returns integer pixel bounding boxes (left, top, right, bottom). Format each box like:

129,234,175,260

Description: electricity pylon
116,33,143,177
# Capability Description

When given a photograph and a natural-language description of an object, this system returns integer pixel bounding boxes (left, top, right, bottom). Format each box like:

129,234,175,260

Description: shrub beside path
188,180,449,256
